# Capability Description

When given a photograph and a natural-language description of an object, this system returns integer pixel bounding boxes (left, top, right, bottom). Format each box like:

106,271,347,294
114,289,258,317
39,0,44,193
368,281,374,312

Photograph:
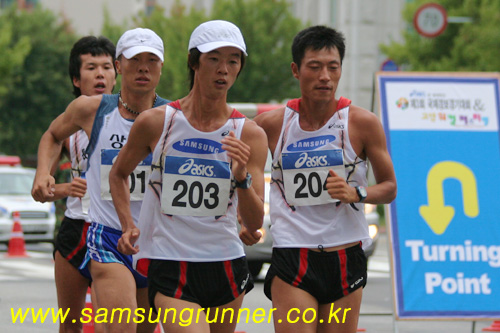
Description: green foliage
0,5,76,160
101,6,129,44
210,0,303,102
1,0,305,160
381,0,500,71
101,6,129,93
0,15,31,105
135,1,208,101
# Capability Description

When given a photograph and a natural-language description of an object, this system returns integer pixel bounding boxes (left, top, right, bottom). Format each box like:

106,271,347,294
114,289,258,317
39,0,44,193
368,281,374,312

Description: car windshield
0,173,34,195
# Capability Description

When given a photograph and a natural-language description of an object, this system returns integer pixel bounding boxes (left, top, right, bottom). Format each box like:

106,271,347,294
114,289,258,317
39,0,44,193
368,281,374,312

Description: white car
0,156,56,244
243,155,380,278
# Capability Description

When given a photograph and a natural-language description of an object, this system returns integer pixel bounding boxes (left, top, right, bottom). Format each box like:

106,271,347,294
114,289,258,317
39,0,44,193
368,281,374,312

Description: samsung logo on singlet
173,138,223,154
287,135,336,151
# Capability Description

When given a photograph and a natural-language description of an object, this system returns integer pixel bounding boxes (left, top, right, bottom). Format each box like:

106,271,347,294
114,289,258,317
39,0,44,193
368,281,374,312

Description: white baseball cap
116,28,164,61
188,20,247,56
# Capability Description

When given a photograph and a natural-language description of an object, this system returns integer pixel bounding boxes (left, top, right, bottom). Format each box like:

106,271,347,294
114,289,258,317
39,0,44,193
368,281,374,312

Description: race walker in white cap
116,27,164,61
48,35,116,333
188,20,248,55
110,20,268,332
32,27,169,333
254,25,397,333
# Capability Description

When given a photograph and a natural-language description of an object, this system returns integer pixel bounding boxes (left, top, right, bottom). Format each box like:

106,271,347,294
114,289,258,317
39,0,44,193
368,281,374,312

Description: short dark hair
187,48,246,91
291,26,346,69
69,36,116,97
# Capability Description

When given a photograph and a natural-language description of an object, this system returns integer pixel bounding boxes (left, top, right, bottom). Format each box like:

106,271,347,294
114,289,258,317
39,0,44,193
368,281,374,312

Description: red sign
414,3,447,38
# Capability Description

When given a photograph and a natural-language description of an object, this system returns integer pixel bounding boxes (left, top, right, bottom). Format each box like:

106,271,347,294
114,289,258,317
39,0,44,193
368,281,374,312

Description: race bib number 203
282,149,345,206
162,156,231,216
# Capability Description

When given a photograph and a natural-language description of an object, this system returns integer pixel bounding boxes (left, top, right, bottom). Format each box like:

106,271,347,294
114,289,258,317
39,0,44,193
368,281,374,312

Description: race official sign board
377,72,500,319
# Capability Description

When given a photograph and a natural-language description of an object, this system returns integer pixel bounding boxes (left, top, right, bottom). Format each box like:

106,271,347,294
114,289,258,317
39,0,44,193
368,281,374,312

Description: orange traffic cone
483,320,500,332
83,287,95,333
7,211,28,257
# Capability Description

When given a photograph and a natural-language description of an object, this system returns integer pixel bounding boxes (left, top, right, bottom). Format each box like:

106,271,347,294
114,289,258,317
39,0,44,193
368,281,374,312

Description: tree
101,6,129,45
0,5,77,161
381,0,500,71
210,0,303,103
0,18,31,107
100,5,130,93
134,1,208,101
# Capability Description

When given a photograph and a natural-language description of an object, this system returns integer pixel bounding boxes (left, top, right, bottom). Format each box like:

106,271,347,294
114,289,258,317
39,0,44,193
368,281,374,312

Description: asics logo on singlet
221,130,230,136
287,135,336,152
295,152,328,168
178,158,214,177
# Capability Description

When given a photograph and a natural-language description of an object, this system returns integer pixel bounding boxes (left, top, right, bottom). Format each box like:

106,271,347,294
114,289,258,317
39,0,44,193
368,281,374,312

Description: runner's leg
317,288,362,333
154,293,210,333
89,260,138,333
270,276,319,333
207,292,245,333
136,286,159,333
54,250,88,333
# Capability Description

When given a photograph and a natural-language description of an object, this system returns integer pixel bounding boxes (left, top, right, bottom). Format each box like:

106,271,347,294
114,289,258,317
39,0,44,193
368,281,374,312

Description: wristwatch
235,172,252,189
355,186,367,203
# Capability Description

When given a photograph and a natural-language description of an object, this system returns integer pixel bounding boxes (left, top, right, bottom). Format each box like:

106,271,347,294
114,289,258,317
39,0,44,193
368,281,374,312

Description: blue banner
378,73,500,319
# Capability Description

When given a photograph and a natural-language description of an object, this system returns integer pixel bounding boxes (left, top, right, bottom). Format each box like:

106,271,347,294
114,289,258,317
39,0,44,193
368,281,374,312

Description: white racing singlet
85,94,168,230
135,100,247,266
64,130,90,221
270,97,372,249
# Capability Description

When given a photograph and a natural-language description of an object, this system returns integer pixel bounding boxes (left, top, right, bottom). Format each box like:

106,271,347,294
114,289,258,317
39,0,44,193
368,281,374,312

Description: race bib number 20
162,156,231,216
282,149,345,206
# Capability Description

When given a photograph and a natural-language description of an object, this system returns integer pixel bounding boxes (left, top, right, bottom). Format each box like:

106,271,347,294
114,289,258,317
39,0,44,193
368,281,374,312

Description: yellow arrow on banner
419,161,479,235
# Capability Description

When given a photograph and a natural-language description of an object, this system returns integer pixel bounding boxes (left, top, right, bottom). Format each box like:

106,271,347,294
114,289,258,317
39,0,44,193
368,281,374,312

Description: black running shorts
148,256,254,310
264,244,367,304
53,216,90,269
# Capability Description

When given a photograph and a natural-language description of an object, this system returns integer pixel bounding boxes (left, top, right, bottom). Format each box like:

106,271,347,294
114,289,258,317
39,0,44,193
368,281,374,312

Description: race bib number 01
162,156,231,216
100,149,152,201
282,149,345,206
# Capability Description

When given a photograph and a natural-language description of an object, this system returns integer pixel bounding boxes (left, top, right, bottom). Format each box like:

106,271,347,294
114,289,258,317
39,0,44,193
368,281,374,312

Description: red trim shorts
264,244,367,304
54,216,90,269
148,257,253,310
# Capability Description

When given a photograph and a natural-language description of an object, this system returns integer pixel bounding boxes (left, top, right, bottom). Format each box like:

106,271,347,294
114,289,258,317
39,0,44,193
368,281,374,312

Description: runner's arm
32,96,97,202
223,120,268,233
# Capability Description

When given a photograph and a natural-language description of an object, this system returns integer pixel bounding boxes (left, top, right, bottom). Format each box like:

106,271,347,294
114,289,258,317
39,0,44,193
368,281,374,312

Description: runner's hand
118,227,140,255
68,177,87,198
239,224,263,246
221,131,250,183
324,169,358,203
31,174,56,203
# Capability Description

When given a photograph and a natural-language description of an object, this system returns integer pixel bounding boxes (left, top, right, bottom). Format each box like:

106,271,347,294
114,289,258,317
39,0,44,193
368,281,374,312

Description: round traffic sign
381,59,399,71
413,3,447,38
